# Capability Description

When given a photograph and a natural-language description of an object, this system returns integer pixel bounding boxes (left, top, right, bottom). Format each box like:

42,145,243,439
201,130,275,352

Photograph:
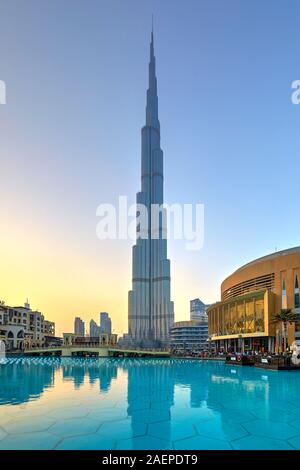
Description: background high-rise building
89,319,100,337
170,321,209,352
168,297,210,351
190,298,210,321
100,312,112,335
74,317,85,336
128,31,174,347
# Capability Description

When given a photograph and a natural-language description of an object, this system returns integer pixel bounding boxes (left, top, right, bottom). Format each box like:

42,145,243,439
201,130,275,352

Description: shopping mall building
207,246,300,353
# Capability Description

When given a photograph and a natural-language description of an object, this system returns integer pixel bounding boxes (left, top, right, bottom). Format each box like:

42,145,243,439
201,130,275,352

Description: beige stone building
0,301,55,351
63,332,118,347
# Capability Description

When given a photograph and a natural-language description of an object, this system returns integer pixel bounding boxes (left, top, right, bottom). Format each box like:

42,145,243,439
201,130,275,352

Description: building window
245,300,255,333
282,278,287,309
254,298,264,332
295,275,300,308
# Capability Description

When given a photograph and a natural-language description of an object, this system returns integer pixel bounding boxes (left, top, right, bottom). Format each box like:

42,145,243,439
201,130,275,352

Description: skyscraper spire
150,27,154,59
146,28,160,131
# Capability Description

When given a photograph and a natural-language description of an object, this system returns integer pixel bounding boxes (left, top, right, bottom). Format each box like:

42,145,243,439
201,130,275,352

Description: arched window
295,275,300,308
17,330,24,338
282,278,287,309
7,331,14,338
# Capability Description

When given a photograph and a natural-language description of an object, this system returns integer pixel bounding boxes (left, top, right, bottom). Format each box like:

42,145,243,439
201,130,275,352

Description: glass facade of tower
74,317,84,336
100,312,112,335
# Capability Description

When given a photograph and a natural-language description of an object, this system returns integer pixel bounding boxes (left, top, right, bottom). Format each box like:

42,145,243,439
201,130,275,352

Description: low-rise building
118,333,132,347
0,301,55,351
170,320,209,352
63,332,118,347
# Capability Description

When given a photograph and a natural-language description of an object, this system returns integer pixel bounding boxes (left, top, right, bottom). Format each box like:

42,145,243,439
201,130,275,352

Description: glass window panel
255,298,264,332
236,301,245,333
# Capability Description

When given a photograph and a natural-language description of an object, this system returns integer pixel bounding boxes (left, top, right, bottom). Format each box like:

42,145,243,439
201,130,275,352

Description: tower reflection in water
61,360,118,392
0,358,55,405
0,357,276,409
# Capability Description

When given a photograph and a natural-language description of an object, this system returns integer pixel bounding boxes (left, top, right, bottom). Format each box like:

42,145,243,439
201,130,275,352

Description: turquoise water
1,357,300,450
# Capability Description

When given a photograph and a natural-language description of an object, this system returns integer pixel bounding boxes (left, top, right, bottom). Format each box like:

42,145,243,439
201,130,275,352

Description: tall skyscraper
74,317,85,336
128,31,174,347
100,312,112,334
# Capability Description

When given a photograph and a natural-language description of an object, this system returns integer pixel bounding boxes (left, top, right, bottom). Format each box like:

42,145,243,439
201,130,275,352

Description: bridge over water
23,346,170,358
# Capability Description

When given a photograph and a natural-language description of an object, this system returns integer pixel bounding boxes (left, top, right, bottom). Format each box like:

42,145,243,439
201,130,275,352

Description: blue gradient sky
1,0,300,335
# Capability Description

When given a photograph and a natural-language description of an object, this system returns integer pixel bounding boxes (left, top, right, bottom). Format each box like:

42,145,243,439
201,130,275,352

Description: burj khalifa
128,31,174,347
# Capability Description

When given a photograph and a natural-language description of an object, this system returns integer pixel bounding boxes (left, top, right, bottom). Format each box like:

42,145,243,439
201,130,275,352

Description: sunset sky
1,0,300,336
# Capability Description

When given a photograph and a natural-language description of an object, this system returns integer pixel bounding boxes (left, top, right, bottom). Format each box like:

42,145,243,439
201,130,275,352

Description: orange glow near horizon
1,209,214,338
0,209,219,338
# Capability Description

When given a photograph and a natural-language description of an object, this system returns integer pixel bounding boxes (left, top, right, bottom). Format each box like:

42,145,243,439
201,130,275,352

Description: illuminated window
282,278,287,309
236,301,245,333
245,300,254,333
295,275,300,308
255,299,264,332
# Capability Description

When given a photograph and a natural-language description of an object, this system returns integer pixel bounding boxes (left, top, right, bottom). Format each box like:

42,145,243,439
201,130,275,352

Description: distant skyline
1,0,300,336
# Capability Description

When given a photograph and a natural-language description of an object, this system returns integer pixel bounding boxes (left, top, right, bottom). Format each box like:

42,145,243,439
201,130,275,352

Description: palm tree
271,308,299,352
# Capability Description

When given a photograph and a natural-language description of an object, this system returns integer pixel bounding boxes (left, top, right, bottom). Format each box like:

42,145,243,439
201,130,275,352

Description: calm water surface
1,357,300,449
